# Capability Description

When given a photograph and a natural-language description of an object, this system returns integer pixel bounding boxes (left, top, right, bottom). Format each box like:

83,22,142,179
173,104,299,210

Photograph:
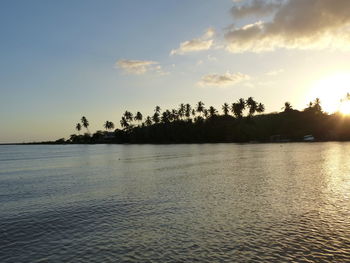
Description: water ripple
1,143,350,262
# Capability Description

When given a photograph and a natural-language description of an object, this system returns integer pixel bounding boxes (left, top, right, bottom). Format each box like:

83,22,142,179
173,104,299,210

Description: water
1,143,350,262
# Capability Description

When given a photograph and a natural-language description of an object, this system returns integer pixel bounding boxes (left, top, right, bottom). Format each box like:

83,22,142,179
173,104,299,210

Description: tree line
61,96,350,144
74,97,265,134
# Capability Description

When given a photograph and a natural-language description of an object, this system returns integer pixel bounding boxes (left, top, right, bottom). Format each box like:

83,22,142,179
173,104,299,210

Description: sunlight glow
308,72,350,114
339,100,350,115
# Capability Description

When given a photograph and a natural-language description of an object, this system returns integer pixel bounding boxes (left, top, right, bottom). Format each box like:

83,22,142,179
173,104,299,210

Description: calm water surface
1,143,350,262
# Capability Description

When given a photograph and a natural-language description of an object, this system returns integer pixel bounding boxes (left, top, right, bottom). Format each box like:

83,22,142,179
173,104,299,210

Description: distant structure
303,135,315,142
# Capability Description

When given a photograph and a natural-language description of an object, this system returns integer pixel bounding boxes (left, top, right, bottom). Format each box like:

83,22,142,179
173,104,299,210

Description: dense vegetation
58,97,350,144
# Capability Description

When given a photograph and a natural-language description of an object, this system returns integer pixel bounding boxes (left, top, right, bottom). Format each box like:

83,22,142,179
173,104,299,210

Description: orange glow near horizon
306,72,350,114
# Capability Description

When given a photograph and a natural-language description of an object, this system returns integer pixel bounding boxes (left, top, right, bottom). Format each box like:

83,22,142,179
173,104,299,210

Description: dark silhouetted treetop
76,123,82,134
222,103,230,116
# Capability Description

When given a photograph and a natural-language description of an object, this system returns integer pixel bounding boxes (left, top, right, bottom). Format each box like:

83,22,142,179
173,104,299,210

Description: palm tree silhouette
231,103,240,118
120,117,129,129
222,103,229,116
231,99,245,118
145,116,152,126
185,104,191,120
104,121,114,131
161,110,171,123
152,112,160,124
134,111,143,125
239,98,246,112
282,102,293,112
155,106,161,114
208,106,217,117
171,109,179,121
246,97,258,117
178,103,185,120
196,101,205,116
81,116,90,133
314,98,322,113
257,103,265,114
75,123,82,134
123,111,133,122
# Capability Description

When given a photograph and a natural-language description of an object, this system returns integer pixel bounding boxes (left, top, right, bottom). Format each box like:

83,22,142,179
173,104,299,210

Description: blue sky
1,0,350,142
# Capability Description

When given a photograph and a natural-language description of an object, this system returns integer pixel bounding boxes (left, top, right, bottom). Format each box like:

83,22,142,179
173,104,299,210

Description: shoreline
2,140,350,146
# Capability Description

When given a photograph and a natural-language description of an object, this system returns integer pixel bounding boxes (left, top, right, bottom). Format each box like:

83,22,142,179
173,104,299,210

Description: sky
1,0,350,143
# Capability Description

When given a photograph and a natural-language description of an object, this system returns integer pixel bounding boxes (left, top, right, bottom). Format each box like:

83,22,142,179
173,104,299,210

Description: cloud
225,0,350,53
231,0,281,18
198,72,250,87
116,59,167,75
170,28,215,55
266,69,284,76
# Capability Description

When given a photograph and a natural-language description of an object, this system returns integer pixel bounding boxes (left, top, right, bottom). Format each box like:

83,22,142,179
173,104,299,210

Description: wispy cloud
116,59,167,75
266,69,284,76
225,0,350,53
170,28,215,55
198,72,250,87
231,0,281,19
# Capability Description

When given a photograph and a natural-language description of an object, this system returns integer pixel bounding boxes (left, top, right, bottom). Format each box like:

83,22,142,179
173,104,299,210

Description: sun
339,100,350,115
307,72,350,114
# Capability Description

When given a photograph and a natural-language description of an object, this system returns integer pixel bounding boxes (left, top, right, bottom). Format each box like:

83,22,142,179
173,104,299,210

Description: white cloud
198,72,250,87
116,59,167,75
226,0,350,53
170,28,215,55
266,69,284,76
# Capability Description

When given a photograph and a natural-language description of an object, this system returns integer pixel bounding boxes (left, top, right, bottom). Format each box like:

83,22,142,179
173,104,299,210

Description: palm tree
152,112,160,124
239,98,246,110
81,116,90,133
208,106,217,117
120,117,129,129
282,102,293,112
222,103,229,116
145,116,152,126
155,106,161,114
231,103,240,118
171,109,179,121
161,110,171,123
185,103,191,119
104,121,114,131
231,99,246,118
196,101,205,116
134,111,143,125
110,121,115,130
314,98,322,113
124,111,133,122
75,123,82,134
246,97,258,117
178,103,185,119
257,103,265,114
